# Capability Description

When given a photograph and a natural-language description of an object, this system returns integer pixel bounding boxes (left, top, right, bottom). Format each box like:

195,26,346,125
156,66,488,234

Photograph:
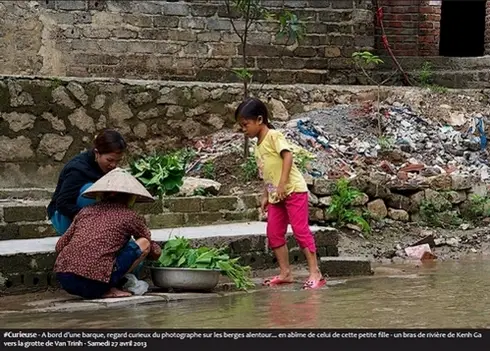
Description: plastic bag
122,273,149,296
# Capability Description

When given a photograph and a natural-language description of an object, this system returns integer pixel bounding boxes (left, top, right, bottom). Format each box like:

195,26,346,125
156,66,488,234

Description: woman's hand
148,243,162,261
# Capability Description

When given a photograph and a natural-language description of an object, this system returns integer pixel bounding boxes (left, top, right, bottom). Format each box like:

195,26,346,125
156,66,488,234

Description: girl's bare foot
102,288,132,298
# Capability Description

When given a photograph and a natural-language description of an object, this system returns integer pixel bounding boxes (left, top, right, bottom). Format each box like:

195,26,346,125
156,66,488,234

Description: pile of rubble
189,97,490,186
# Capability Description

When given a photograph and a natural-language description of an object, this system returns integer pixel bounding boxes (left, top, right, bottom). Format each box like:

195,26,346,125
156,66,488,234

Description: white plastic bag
122,273,149,296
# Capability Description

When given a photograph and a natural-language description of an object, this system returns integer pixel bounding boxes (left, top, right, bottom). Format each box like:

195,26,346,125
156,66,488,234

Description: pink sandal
263,276,293,287
302,277,326,290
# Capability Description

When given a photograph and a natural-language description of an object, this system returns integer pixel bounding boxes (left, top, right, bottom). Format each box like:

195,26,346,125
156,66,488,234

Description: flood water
2,259,490,328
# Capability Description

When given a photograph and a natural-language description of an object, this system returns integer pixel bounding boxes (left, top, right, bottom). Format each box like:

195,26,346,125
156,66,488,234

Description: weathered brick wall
375,0,441,56
0,0,374,85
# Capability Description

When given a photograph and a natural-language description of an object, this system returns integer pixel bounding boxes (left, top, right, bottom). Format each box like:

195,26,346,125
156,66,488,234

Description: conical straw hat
82,167,154,203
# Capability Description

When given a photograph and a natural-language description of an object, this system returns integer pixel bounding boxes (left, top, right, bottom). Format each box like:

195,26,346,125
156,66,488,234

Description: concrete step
0,222,340,295
0,188,54,200
319,257,373,277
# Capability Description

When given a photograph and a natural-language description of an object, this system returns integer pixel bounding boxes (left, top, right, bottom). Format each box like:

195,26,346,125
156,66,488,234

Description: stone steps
0,222,339,295
319,257,373,277
0,194,262,240
0,188,54,200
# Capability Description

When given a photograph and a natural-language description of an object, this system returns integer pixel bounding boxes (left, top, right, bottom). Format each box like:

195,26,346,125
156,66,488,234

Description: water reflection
1,259,490,328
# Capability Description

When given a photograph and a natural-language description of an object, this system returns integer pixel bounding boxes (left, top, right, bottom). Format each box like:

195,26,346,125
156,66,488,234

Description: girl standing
235,97,326,290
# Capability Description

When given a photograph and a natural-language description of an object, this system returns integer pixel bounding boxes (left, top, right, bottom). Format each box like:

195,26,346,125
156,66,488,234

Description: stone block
318,196,332,207
223,210,259,222
451,174,472,190
57,1,87,11
289,248,306,264
319,257,373,277
367,199,387,219
424,189,452,212
325,245,339,257
185,212,224,225
364,182,391,199
428,174,452,191
18,223,56,239
444,191,467,204
309,207,325,222
469,184,488,198
229,236,267,254
311,179,337,196
238,252,267,269
0,252,56,275
163,198,201,213
331,0,355,9
147,213,185,229
241,194,260,209
385,193,411,211
2,205,47,223
308,192,319,206
134,200,164,215
201,196,239,212
316,246,327,257
388,209,409,222
163,2,189,16
153,16,179,28
0,224,19,240
313,228,339,247
409,191,426,213
352,193,369,206
191,5,219,17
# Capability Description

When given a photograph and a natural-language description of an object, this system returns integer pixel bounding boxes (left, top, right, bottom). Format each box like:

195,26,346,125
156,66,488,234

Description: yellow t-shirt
255,130,308,204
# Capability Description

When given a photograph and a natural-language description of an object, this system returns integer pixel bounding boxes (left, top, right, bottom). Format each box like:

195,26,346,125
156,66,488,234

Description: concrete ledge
0,222,339,295
319,257,373,277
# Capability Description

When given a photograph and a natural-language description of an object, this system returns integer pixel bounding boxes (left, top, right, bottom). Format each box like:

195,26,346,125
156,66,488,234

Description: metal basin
149,267,221,291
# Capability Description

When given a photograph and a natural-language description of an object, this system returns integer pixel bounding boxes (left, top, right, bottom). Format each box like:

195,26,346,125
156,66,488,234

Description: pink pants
266,192,316,253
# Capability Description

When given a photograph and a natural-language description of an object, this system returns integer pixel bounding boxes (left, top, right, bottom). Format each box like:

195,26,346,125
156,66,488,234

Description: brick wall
375,0,441,56
0,0,375,85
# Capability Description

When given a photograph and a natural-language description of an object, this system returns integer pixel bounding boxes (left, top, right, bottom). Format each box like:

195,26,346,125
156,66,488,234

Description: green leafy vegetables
155,237,255,291
129,153,186,198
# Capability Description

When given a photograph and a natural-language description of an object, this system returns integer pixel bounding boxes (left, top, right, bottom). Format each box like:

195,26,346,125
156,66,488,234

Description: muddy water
2,259,490,328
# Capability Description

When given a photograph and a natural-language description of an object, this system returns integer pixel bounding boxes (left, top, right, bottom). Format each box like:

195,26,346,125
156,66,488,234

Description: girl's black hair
234,97,274,129
93,129,127,154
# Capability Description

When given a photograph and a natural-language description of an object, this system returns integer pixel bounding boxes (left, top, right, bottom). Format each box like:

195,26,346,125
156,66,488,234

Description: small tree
225,0,305,157
351,51,394,137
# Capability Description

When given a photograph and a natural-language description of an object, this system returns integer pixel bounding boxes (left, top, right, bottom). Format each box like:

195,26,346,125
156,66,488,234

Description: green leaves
155,237,255,291
129,152,187,198
327,178,371,234
232,0,270,21
277,10,307,43
352,51,384,65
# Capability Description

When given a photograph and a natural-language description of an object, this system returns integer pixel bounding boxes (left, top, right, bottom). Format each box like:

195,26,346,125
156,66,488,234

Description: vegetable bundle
155,237,255,291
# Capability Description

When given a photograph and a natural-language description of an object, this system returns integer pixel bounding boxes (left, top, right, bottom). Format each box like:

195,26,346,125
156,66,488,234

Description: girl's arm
279,150,293,186
276,150,293,200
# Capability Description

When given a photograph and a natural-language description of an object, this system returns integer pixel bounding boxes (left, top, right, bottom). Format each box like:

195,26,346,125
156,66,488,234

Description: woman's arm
55,217,77,253
127,213,161,260
56,169,88,220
